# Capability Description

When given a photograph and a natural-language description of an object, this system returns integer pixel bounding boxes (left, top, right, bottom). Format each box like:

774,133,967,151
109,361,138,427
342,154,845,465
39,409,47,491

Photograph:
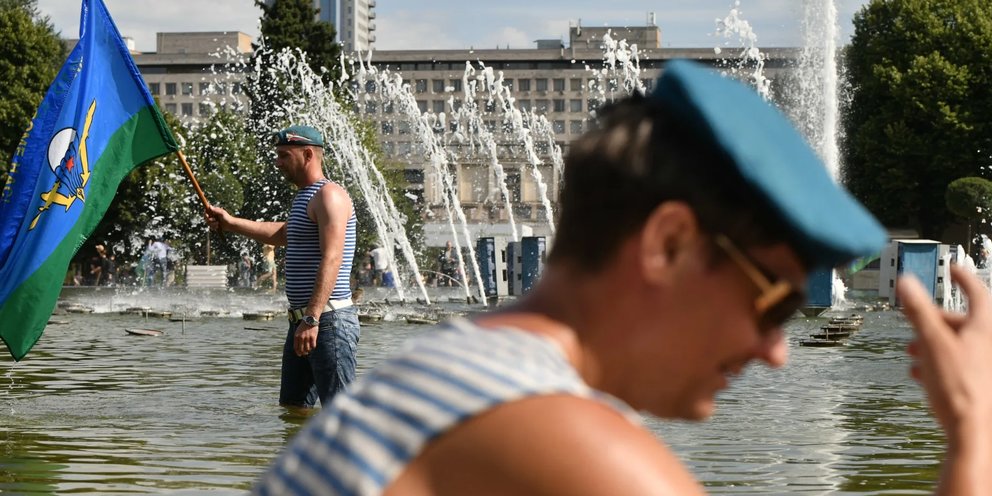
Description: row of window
377,60,665,72
379,118,584,136
381,140,560,157
148,81,243,97
162,102,237,117
362,97,601,116
361,77,655,95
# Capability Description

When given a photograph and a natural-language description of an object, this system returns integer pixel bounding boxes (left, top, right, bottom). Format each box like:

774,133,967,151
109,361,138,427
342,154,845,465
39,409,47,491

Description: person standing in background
256,243,278,291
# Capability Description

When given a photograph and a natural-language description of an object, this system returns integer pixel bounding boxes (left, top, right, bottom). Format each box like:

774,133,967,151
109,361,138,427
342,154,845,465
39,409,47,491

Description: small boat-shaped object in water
358,313,383,323
243,311,276,321
146,310,172,319
405,316,438,325
125,328,164,336
809,331,851,340
121,306,152,315
799,338,843,347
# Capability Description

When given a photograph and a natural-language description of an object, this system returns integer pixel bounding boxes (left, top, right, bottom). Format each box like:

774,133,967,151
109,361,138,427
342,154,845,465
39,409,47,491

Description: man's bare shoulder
387,394,705,496
309,180,353,221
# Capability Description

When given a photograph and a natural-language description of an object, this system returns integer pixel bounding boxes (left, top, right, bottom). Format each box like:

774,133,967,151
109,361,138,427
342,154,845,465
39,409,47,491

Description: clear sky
35,0,871,53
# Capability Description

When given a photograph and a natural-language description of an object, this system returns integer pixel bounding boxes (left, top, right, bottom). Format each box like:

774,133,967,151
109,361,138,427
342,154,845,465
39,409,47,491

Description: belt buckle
288,308,304,323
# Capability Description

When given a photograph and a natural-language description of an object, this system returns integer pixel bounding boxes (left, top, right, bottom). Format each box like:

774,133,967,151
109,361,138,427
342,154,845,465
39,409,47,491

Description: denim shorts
279,306,361,408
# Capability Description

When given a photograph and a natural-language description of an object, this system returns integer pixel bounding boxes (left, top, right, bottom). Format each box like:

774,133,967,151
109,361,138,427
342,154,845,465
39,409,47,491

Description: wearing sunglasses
714,234,806,331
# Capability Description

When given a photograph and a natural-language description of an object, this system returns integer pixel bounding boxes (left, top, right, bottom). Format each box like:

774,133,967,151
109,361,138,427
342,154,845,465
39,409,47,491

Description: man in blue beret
205,124,360,410
253,64,992,494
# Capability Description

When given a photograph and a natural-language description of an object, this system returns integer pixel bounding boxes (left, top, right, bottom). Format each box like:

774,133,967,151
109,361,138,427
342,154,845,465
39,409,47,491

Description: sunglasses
714,234,806,331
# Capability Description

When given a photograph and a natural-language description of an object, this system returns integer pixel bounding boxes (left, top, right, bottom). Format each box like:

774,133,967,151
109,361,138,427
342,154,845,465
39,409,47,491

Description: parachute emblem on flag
29,99,96,230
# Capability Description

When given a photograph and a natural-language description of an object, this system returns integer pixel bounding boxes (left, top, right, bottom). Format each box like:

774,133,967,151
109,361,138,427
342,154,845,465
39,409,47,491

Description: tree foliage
252,0,341,82
843,0,992,238
946,177,992,220
0,0,66,174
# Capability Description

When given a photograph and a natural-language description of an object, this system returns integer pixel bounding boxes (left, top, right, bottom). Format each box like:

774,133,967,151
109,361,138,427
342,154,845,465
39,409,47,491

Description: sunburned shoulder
309,181,353,217
387,394,706,496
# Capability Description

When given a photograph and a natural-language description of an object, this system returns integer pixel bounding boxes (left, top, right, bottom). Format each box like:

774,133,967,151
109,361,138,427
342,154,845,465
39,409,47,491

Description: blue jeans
279,306,360,408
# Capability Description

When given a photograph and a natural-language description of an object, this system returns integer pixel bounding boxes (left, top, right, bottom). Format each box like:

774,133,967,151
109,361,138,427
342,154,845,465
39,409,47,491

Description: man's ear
639,202,699,285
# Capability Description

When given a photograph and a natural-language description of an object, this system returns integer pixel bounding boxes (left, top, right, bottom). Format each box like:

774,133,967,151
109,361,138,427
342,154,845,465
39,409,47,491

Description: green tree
843,0,992,238
945,176,992,254
253,0,341,81
0,0,66,174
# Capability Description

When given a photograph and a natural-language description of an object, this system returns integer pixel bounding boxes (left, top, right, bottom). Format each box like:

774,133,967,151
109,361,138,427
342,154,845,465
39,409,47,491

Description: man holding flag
0,0,179,361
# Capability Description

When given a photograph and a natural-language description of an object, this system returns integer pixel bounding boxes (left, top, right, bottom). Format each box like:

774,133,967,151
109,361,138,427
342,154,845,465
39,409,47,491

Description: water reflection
2,300,945,494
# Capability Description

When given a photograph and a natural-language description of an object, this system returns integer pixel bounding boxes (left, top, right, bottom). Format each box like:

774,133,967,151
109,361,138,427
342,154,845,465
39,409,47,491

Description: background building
135,32,252,123
121,21,798,246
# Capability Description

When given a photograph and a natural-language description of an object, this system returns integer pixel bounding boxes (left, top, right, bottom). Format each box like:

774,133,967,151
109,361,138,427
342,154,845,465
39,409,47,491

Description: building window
432,79,445,93
398,121,411,134
181,83,193,96
232,82,242,95
165,103,177,113
517,79,531,91
570,120,583,134
199,82,211,95
199,102,213,116
148,83,160,95
502,79,513,91
415,79,428,93
165,83,177,95
365,101,377,114
536,99,550,114
588,98,602,113
449,79,463,92
365,80,377,93
553,78,565,91
570,99,583,113
432,100,445,114
535,78,548,91
570,78,583,91
381,121,394,134
181,103,193,116
553,99,565,112
518,99,532,111
553,120,565,134
416,100,428,113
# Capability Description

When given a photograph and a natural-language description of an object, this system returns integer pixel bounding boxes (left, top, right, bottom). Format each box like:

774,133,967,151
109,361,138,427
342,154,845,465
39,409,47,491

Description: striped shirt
252,318,640,496
285,179,357,309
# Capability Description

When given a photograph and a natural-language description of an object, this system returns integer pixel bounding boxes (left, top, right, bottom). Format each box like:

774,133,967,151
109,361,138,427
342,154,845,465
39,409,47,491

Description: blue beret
272,124,324,148
651,60,886,269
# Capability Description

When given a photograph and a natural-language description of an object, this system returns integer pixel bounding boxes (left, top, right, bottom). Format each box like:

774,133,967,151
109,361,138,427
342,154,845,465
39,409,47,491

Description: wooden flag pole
177,150,209,210
176,150,222,263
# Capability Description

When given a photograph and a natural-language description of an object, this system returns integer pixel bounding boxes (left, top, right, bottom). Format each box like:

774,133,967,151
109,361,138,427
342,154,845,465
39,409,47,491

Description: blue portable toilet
520,236,546,293
801,268,833,316
476,237,509,298
879,239,940,307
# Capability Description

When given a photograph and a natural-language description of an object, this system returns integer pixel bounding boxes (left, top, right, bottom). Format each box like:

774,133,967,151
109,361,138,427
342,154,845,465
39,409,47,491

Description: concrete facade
125,28,799,246
135,32,252,122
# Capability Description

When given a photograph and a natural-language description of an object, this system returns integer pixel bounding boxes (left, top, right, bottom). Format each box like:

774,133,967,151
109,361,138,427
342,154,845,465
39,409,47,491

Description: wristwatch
302,315,319,327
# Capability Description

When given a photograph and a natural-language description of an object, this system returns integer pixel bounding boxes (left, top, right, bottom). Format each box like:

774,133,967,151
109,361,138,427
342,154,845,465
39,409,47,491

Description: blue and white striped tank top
285,179,357,309
252,318,640,496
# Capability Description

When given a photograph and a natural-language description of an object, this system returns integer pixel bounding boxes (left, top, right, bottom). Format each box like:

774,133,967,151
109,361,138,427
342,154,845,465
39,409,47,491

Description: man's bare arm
204,204,287,246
